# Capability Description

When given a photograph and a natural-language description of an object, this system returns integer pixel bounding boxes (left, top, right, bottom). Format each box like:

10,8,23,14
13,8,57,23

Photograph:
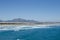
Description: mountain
0,20,3,22
5,18,27,22
0,18,39,23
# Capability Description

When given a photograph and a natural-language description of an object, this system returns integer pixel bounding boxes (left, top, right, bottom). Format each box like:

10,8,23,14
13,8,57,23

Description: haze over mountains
0,18,39,23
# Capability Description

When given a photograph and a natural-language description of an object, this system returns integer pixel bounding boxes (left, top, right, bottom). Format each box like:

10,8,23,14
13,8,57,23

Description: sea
0,25,60,40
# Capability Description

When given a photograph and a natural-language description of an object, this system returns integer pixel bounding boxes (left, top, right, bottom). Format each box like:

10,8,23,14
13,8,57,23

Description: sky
0,0,60,22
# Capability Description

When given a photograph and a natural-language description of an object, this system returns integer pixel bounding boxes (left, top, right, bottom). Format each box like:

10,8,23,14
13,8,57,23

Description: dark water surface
0,26,60,40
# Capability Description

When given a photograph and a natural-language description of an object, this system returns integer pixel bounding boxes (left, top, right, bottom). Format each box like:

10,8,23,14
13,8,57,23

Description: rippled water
0,25,60,40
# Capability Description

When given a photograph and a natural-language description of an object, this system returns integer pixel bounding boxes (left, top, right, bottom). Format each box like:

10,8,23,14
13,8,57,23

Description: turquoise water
0,26,60,40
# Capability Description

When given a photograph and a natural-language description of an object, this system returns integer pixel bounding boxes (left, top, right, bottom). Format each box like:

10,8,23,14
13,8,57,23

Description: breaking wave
0,24,60,31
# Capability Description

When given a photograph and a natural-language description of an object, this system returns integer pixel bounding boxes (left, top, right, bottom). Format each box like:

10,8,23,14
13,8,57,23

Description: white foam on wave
0,24,60,31
0,25,53,31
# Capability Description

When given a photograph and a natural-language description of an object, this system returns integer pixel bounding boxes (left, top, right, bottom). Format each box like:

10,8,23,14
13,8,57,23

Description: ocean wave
0,24,60,31
0,25,51,31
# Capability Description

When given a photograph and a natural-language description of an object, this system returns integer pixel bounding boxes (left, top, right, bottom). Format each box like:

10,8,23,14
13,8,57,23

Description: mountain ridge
0,18,39,23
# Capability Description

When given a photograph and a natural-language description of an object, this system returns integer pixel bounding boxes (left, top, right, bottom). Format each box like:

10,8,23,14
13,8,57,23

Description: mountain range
0,18,39,23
